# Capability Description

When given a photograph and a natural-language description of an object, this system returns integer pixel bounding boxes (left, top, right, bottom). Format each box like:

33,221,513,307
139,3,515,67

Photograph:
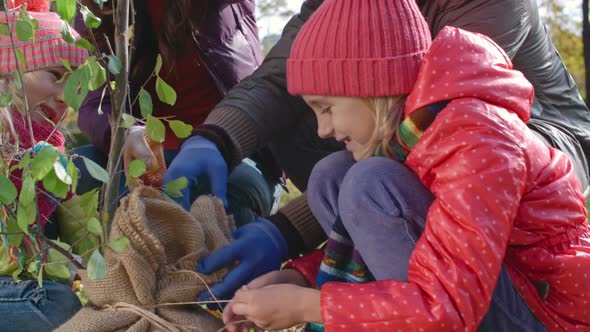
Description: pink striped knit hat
287,0,432,97
0,0,88,75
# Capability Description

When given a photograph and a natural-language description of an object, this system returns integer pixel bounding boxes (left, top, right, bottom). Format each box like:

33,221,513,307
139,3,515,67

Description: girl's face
22,67,69,126
303,95,375,160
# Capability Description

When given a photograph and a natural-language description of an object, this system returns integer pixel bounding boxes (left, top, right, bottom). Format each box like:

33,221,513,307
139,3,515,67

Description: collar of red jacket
405,26,534,123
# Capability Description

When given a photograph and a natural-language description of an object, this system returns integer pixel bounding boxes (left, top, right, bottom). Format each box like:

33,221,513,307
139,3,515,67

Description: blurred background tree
538,0,586,101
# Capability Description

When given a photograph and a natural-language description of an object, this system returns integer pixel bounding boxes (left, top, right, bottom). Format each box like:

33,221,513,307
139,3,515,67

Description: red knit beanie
0,0,88,75
287,0,432,97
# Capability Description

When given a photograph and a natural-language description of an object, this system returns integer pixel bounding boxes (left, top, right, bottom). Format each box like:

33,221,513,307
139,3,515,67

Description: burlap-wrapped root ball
57,187,234,332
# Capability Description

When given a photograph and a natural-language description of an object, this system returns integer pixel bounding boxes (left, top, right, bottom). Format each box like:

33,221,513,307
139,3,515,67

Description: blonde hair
359,95,407,160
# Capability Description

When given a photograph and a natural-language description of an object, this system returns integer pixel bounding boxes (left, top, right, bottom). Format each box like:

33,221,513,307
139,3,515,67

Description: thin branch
102,0,131,238
39,233,85,269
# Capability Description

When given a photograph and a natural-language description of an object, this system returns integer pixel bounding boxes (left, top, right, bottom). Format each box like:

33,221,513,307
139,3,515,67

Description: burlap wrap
57,187,234,332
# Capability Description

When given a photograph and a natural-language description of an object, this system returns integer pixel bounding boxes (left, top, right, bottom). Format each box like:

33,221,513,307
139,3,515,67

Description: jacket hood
405,26,534,122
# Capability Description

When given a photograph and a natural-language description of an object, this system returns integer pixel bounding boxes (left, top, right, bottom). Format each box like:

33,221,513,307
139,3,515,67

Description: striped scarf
315,101,448,289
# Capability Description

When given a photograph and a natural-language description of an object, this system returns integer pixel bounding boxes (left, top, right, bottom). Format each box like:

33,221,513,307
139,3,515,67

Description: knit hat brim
287,51,427,97
2,36,89,73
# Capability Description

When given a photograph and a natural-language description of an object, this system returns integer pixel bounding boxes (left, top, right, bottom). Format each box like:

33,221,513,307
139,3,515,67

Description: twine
91,268,231,331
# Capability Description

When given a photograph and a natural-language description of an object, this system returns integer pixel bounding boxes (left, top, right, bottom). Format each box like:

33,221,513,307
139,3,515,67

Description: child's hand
123,126,165,188
226,284,321,331
222,300,263,332
222,269,309,331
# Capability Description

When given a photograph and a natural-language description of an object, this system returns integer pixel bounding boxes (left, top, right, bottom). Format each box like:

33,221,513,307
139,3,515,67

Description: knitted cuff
276,193,326,254
204,105,259,161
191,124,241,172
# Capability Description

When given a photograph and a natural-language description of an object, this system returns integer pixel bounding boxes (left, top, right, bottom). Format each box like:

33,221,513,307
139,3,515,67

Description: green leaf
42,170,57,192
46,241,72,280
53,160,72,185
42,171,68,199
52,178,69,199
0,174,17,205
6,216,24,247
87,249,107,280
15,49,27,68
169,120,193,139
60,20,74,43
86,217,102,235
51,239,72,253
64,65,90,111
75,38,95,52
138,88,153,117
108,236,129,253
60,59,72,72
80,5,101,29
107,55,122,75
56,0,77,23
13,70,22,90
80,156,108,183
0,93,12,107
19,175,36,205
145,115,165,143
27,260,40,275
164,176,188,198
121,113,135,128
16,10,36,42
155,54,163,74
31,145,59,180
67,159,79,194
37,266,43,288
129,159,146,178
16,202,36,233
155,77,176,106
87,61,106,90
45,262,71,280
56,190,100,260
0,22,9,36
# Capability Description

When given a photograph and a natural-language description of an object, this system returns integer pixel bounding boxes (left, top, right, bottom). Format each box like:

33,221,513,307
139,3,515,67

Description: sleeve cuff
284,249,325,288
191,124,241,172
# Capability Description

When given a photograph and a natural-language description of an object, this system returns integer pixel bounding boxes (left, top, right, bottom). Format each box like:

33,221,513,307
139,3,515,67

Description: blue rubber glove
163,136,228,210
197,218,288,302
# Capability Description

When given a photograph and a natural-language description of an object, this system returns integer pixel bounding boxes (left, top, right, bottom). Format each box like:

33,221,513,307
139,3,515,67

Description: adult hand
226,284,321,331
163,136,228,210
197,218,288,302
246,269,310,289
123,126,165,188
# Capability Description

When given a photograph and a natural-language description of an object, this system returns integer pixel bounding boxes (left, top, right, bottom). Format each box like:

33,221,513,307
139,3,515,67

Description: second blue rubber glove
163,136,228,210
197,217,288,302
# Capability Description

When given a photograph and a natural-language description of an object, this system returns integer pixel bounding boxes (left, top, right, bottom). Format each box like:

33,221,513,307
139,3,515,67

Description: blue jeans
0,277,81,332
71,145,281,226
308,151,547,331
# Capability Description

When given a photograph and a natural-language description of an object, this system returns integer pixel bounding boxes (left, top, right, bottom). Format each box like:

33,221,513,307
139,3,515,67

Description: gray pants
308,151,547,331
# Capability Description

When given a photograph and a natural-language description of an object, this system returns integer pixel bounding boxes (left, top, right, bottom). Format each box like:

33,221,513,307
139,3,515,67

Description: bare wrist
299,287,322,324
